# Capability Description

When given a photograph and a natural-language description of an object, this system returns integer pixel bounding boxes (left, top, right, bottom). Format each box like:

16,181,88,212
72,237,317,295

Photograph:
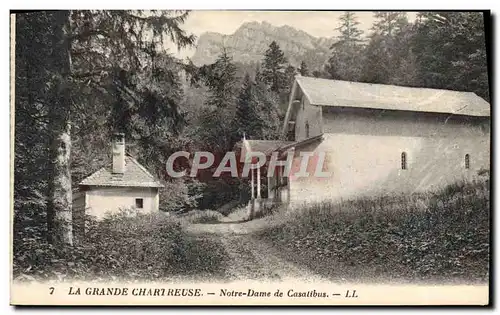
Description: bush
177,209,224,224
13,211,228,282
258,179,490,283
159,178,206,212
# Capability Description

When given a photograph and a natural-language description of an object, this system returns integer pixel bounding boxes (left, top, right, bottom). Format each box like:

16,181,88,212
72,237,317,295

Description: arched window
305,122,310,138
465,154,470,169
401,152,407,170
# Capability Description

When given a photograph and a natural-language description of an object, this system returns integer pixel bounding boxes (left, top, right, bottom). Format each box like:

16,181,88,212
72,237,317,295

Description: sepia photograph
10,9,491,306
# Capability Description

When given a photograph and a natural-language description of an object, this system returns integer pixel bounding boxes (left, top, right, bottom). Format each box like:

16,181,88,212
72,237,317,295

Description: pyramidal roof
80,154,164,188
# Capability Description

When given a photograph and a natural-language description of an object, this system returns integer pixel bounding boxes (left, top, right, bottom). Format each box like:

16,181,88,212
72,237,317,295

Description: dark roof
278,134,324,152
79,155,164,188
295,76,490,117
234,139,294,155
234,136,324,159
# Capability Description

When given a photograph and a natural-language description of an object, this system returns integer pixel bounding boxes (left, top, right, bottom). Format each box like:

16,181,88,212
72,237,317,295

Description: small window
135,198,144,209
465,154,470,169
401,152,407,170
305,122,310,138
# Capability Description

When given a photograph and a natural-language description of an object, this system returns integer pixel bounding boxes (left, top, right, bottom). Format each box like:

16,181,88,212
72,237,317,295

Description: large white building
240,76,490,208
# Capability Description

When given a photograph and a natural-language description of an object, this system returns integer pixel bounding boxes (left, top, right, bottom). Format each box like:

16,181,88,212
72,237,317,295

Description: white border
2,3,498,314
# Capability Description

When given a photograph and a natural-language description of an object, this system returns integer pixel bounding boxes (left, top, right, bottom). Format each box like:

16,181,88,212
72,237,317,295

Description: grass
258,179,490,284
13,180,490,283
177,209,225,224
13,211,229,282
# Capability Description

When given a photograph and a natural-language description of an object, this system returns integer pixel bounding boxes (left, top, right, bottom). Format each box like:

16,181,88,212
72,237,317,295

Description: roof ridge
78,155,164,188
293,76,489,117
297,76,483,96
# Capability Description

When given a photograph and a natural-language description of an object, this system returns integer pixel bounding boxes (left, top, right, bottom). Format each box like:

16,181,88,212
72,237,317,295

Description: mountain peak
238,20,272,29
191,21,335,69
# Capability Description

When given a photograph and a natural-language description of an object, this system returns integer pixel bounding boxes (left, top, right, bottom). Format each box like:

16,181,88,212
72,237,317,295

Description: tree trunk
47,11,73,247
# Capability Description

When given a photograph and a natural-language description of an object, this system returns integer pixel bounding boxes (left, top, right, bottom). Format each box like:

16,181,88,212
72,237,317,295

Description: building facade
240,76,491,209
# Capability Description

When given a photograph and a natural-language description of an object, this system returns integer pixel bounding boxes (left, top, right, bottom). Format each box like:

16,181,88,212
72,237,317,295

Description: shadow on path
203,219,250,225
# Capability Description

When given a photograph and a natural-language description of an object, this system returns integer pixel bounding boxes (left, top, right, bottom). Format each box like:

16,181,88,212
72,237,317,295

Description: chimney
112,133,125,174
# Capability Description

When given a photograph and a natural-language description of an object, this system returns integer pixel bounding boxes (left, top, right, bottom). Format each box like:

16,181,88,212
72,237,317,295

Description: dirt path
184,211,326,283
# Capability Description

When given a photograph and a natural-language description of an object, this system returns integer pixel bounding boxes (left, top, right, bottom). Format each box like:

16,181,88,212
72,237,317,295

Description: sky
165,11,418,59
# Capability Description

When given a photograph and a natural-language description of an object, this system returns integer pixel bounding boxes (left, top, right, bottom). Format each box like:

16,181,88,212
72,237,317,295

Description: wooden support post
267,175,272,200
250,167,255,199
257,166,261,199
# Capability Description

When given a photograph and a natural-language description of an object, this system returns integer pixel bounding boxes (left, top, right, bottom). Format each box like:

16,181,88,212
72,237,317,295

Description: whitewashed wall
287,107,490,205
84,186,159,219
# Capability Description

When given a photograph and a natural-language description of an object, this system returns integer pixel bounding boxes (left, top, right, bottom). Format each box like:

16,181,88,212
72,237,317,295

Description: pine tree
333,11,364,47
15,10,195,248
299,61,310,76
361,34,390,84
326,12,365,82
312,70,329,79
233,74,263,140
262,41,288,94
390,50,421,87
284,64,297,102
254,62,266,84
15,12,55,248
254,80,282,140
285,65,296,80
371,12,409,37
203,49,238,109
412,12,489,100
196,50,239,152
361,12,410,84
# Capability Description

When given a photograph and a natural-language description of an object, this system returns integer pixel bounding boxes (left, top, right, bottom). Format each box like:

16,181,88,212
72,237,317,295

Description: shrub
177,209,224,224
159,178,206,212
13,211,228,282
259,179,490,283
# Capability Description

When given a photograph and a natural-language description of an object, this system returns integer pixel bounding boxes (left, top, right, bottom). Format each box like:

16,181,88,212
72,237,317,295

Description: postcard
10,10,491,306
